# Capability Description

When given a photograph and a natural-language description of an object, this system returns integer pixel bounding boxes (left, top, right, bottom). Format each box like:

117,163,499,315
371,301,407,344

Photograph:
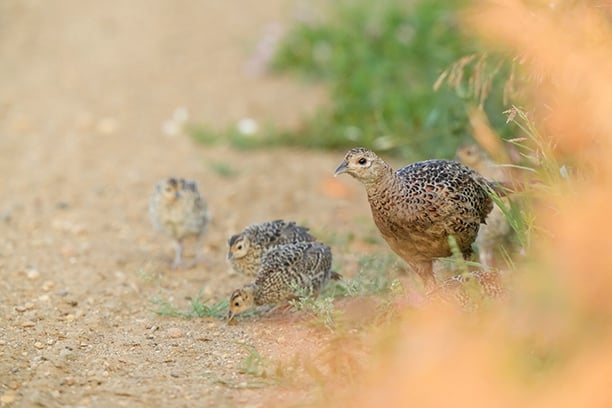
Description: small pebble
60,245,76,257
167,327,183,338
21,320,36,328
0,391,17,404
276,336,286,344
42,281,55,291
27,269,40,280
15,305,26,313
96,117,118,134
34,342,44,349
64,299,78,307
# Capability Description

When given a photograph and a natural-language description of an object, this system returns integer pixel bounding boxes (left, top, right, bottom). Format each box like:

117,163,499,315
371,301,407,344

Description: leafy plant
189,0,511,160
208,161,239,178
151,294,228,319
290,293,338,330
272,0,511,159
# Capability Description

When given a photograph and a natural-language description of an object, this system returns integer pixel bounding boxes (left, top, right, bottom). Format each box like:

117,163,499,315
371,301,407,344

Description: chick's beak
227,310,235,323
227,251,233,261
334,161,349,177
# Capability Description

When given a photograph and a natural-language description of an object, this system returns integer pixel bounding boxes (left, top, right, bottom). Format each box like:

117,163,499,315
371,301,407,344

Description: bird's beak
334,161,348,177
227,310,235,323
227,252,233,261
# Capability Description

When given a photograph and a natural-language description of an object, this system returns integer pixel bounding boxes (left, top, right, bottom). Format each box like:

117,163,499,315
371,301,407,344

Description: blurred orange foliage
322,1,612,407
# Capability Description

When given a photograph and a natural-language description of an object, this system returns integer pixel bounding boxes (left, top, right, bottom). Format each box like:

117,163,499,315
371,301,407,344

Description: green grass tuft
208,161,239,178
151,294,228,319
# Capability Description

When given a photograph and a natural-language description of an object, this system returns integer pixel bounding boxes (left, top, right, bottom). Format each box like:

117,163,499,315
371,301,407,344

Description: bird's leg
171,239,184,269
264,302,294,316
413,261,437,292
478,246,494,271
194,234,209,266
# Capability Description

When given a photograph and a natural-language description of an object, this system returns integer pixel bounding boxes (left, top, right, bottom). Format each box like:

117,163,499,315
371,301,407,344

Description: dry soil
0,1,381,406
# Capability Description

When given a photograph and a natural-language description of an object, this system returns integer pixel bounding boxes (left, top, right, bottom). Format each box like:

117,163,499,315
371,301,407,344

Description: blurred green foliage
190,0,511,160
270,0,510,160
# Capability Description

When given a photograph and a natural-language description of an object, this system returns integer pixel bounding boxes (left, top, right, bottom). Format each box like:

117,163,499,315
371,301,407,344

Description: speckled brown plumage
335,147,500,288
456,144,513,268
227,241,340,321
227,219,315,276
149,177,210,268
427,270,506,311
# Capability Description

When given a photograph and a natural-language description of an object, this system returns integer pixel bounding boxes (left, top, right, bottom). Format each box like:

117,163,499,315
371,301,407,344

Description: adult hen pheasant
335,147,500,288
455,144,513,268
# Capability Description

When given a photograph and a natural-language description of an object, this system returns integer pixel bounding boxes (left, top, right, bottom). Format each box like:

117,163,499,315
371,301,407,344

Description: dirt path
0,1,378,406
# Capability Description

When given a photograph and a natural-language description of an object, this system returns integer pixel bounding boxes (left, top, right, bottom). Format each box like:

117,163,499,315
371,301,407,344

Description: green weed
236,343,288,384
188,0,511,160
208,161,239,178
150,293,228,319
290,294,337,330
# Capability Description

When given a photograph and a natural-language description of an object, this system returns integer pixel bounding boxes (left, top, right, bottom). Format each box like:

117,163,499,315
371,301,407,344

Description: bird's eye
237,244,243,250
234,302,240,307
358,158,367,165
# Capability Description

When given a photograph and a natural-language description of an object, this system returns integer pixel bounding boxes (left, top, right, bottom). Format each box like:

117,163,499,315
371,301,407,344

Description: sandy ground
0,1,383,406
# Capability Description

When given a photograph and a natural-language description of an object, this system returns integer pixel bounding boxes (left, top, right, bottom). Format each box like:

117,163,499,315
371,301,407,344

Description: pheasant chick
227,241,340,321
227,219,315,276
149,177,210,268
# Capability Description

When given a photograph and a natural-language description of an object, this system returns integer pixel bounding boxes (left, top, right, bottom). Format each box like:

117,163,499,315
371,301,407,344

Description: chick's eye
234,302,240,307
237,244,242,250
357,158,367,165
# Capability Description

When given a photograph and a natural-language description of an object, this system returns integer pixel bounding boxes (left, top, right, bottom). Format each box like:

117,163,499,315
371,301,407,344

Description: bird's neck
365,170,412,223
363,166,398,196
248,284,264,305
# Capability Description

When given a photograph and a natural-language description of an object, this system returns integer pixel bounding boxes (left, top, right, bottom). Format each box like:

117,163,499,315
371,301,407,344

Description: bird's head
455,144,486,167
227,285,255,322
334,147,389,184
227,233,250,261
159,177,181,201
